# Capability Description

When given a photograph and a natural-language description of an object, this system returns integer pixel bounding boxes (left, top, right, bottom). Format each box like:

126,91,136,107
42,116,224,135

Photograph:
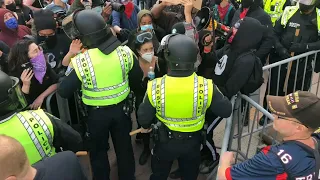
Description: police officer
263,0,291,25
58,9,143,180
137,34,232,180
0,70,83,165
272,0,320,95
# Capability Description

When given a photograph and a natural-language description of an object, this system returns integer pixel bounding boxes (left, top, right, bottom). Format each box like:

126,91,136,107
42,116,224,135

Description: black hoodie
231,0,273,64
212,17,264,99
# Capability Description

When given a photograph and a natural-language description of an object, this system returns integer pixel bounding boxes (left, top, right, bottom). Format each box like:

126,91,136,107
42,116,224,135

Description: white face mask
141,52,154,63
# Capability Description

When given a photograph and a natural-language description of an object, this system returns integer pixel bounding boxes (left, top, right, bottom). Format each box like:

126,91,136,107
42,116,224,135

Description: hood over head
229,17,263,54
0,8,17,33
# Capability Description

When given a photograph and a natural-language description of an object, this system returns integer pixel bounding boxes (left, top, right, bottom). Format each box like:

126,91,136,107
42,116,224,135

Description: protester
112,0,140,42
231,0,273,64
133,31,166,165
0,8,31,48
218,91,320,179
8,39,58,109
127,9,166,52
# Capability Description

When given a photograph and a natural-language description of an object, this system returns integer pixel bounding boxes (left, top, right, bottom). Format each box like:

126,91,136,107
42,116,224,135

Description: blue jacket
111,5,140,31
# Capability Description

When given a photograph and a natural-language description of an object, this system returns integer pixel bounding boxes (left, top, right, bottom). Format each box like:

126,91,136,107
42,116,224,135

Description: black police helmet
161,34,198,71
0,70,27,117
74,10,120,54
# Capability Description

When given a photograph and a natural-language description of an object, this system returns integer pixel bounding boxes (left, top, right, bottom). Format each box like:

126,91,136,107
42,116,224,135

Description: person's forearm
113,25,122,33
39,84,58,99
217,163,230,180
22,84,31,94
62,52,75,67
151,2,166,19
184,13,192,24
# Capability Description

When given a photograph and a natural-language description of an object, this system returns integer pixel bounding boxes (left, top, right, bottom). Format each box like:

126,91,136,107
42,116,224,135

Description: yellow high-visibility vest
147,73,213,132
72,46,134,106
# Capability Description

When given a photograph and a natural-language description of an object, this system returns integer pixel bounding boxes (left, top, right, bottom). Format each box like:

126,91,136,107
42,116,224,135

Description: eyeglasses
277,115,308,128
136,32,153,43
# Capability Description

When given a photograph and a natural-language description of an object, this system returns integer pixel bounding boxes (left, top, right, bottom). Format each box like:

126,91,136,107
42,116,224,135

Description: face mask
6,3,17,12
38,35,57,49
299,3,315,14
5,17,18,29
141,24,153,31
241,0,254,8
30,51,47,84
141,52,154,63
60,0,68,3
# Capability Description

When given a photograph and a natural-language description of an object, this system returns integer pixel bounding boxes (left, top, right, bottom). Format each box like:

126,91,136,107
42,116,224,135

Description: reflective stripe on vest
72,46,133,106
0,109,55,164
149,74,213,132
264,0,286,25
281,6,320,35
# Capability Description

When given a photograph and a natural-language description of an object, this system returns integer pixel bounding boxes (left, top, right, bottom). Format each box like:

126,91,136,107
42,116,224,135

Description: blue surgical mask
5,17,18,30
60,0,68,3
140,24,153,31
92,6,103,15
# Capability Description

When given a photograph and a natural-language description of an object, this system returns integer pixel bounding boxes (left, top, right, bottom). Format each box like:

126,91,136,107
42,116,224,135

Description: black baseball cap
267,91,320,129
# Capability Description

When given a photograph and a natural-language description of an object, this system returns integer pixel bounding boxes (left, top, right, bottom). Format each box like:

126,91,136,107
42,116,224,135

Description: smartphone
21,62,33,70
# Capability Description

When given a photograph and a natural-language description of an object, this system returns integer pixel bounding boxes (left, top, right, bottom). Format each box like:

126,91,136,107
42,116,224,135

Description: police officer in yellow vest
137,34,232,180
263,0,291,25
58,9,143,180
0,70,83,165
267,0,320,98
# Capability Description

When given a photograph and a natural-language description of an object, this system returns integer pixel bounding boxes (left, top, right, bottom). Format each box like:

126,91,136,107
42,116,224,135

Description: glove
120,29,130,38
277,47,291,59
289,43,308,53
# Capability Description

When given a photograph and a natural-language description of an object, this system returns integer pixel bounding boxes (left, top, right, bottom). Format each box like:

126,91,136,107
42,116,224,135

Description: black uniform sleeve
47,112,83,152
58,69,81,99
255,15,274,64
273,16,285,49
137,94,156,129
208,84,232,118
129,56,144,94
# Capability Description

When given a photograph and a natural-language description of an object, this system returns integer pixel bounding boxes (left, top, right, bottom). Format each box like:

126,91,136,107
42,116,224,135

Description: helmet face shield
62,11,81,40
0,77,27,117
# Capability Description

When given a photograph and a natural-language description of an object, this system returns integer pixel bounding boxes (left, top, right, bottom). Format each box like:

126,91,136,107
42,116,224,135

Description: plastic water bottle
148,66,155,80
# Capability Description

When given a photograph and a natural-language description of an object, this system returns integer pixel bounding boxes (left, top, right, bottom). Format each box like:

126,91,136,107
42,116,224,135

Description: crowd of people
0,0,320,179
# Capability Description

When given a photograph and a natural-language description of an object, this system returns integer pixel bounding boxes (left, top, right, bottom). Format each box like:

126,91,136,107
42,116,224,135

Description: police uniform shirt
275,9,318,49
226,135,320,180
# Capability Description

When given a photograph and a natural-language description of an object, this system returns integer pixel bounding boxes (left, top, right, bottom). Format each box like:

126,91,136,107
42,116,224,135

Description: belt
88,102,124,110
168,130,201,140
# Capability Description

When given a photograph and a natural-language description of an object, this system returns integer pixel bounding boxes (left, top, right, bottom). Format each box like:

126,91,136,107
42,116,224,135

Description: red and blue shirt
226,135,320,180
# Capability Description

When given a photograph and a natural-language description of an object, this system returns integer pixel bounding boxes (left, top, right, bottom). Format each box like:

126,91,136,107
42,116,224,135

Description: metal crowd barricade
208,50,320,180
45,91,72,125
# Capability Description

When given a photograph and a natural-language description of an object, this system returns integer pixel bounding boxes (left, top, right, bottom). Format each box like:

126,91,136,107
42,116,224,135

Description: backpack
240,51,264,95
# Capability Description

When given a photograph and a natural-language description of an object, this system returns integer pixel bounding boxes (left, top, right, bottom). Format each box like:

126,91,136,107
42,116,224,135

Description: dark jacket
0,41,10,73
231,1,273,64
212,17,264,99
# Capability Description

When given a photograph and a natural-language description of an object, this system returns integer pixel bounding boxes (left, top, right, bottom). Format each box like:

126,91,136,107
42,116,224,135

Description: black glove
289,43,308,53
120,29,130,38
277,47,291,59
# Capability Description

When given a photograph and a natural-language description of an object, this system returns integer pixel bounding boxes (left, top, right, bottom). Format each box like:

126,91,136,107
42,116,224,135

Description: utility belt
87,91,135,116
153,121,206,145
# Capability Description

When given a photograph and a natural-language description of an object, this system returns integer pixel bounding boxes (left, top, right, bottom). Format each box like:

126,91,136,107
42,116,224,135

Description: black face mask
241,0,254,8
299,3,315,14
37,35,57,49
6,3,17,12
